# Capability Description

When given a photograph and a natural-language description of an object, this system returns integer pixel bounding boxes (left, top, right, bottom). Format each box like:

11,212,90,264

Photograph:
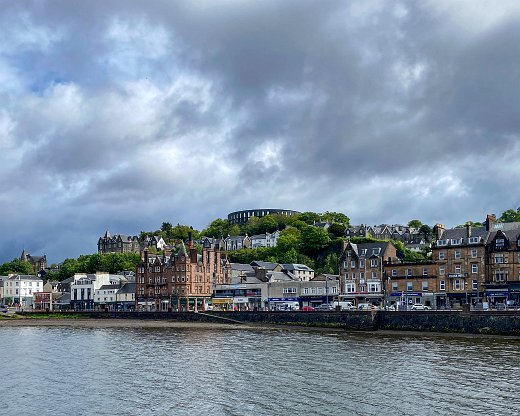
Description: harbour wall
28,310,520,335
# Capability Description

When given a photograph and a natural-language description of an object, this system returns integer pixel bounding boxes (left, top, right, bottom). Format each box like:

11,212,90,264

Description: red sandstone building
135,237,228,311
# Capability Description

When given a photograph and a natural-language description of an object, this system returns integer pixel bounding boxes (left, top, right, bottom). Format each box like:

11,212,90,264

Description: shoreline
1,317,520,339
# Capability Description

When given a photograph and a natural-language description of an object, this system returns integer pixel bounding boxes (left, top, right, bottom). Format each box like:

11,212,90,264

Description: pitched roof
438,225,488,244
282,263,314,272
117,282,136,294
230,263,254,272
250,261,280,270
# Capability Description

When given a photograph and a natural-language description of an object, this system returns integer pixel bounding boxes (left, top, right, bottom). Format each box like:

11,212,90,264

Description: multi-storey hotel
135,237,228,311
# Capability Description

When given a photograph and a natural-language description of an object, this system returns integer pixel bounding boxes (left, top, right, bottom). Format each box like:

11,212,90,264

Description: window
454,250,461,259
370,259,378,267
472,279,478,290
368,282,380,293
359,272,365,280
439,266,445,275
371,271,377,279
283,287,297,294
392,269,397,277
439,252,445,260
350,261,356,268
471,264,478,274
359,259,365,268
422,268,428,276
155,266,161,272
317,287,324,295
303,288,309,295
392,282,398,291
437,240,447,246
495,254,504,264
455,265,461,274
345,283,356,293
471,249,478,258
440,280,445,290
422,281,428,291
495,272,507,282
406,268,412,276
468,237,479,244
451,238,461,245
407,282,413,291
496,238,505,248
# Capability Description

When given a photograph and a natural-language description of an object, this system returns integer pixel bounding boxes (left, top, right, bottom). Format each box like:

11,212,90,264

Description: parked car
301,306,315,311
357,303,372,311
315,303,335,311
411,303,431,311
0,307,8,313
333,301,356,310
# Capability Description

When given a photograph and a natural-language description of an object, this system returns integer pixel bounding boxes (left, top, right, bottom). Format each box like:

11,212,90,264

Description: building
228,208,300,225
339,241,398,307
70,272,127,310
383,260,438,309
135,237,228,311
484,218,520,305
97,231,140,254
431,221,488,308
223,235,252,251
3,274,43,308
345,224,426,244
20,250,47,273
281,263,315,281
116,282,136,310
250,230,280,248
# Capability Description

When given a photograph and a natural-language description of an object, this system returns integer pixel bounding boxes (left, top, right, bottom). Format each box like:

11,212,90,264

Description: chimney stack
485,214,496,231
188,232,193,250
465,222,472,238
433,224,445,240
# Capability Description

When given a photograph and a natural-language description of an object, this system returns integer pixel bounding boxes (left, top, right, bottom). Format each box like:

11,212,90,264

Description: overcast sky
1,0,520,263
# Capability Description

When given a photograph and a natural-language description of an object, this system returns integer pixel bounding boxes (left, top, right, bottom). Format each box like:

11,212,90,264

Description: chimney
434,224,445,240
485,214,496,231
465,222,472,238
188,232,193,250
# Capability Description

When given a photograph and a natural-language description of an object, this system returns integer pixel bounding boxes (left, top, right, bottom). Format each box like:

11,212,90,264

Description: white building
281,264,315,281
251,231,281,249
70,272,127,310
4,274,44,308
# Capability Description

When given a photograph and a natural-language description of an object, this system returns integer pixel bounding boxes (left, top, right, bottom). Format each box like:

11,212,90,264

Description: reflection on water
0,326,519,415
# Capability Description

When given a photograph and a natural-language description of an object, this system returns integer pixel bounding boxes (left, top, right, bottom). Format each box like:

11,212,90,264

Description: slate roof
485,222,520,243
118,282,136,294
250,261,280,270
230,263,254,272
98,284,120,291
348,242,389,258
438,225,488,245
7,274,43,281
282,263,314,272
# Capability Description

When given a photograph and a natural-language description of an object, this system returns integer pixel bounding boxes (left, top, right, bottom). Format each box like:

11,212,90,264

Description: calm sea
0,325,519,415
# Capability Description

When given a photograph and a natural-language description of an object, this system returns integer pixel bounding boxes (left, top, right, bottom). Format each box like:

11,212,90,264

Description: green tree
244,216,261,235
498,208,520,223
328,223,346,238
0,258,34,275
258,215,279,233
201,218,230,238
408,219,423,229
228,224,242,236
298,212,321,225
321,211,350,226
276,227,302,253
300,226,331,255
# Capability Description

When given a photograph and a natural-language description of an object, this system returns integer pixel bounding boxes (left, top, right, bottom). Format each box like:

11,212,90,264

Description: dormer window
496,238,505,248
437,240,447,246
468,237,480,244
451,238,461,245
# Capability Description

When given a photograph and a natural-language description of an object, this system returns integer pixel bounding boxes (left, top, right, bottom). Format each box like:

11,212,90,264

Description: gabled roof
485,222,520,243
438,226,488,245
344,242,390,258
8,274,42,281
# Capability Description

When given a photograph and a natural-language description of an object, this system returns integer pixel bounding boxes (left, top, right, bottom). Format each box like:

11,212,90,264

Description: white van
333,301,355,310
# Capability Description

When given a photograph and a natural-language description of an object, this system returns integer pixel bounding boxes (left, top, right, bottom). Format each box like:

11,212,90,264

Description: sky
1,0,520,264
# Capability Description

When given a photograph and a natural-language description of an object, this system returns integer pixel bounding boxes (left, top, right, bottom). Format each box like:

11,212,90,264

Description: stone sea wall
35,310,520,335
